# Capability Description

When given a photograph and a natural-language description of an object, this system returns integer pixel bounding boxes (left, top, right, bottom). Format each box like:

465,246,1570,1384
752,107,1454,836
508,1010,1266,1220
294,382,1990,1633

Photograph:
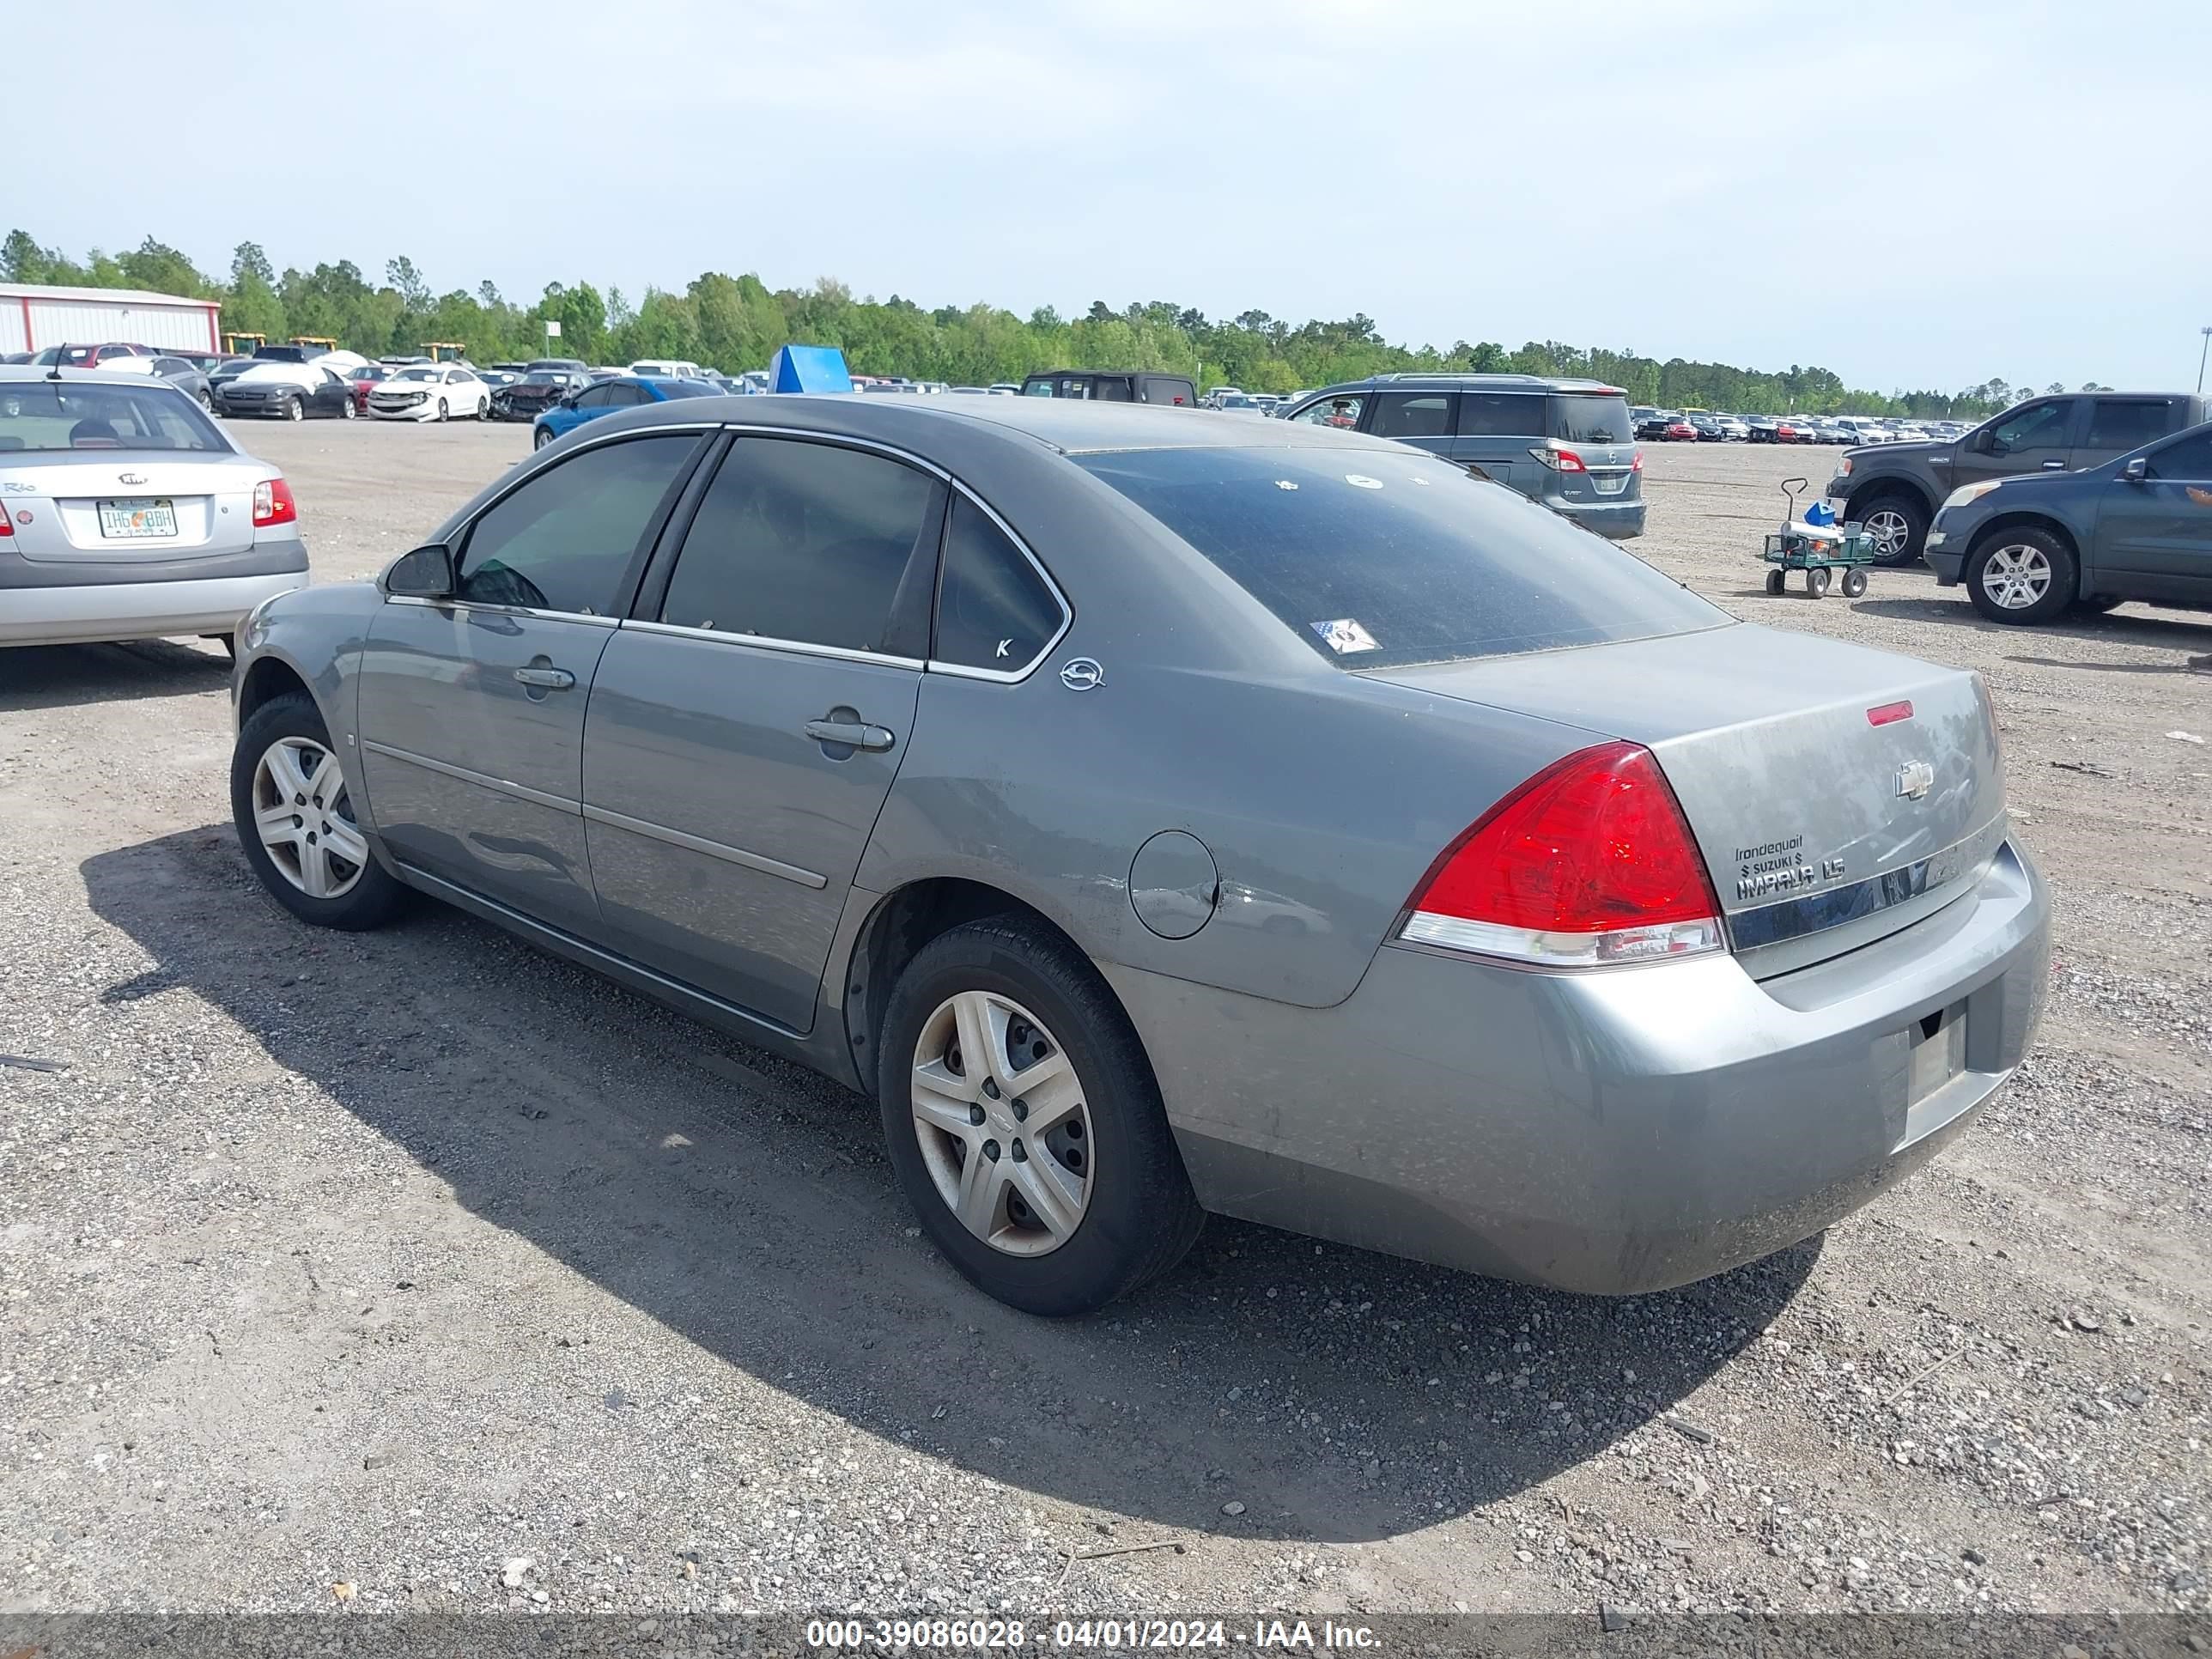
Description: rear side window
933,495,1066,672
1370,393,1453,438
1075,447,1723,669
1548,395,1632,443
1457,392,1543,438
2086,399,2172,452
458,434,698,615
659,436,943,654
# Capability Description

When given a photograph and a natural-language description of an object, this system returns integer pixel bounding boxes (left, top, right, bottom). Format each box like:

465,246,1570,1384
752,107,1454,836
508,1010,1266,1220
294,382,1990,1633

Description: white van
629,359,706,380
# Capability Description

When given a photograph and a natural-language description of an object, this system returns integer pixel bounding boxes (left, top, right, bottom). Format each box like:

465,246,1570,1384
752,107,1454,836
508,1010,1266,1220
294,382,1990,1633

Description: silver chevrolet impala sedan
228,396,2051,1316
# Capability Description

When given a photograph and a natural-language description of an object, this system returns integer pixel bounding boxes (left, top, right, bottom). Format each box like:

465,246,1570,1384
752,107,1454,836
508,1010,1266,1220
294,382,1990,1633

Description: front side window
2086,399,2170,453
933,495,1064,672
1076,447,1723,669
1293,393,1363,430
659,437,943,654
571,385,615,409
1987,400,2069,453
1371,393,1453,439
456,434,697,614
2147,429,2212,481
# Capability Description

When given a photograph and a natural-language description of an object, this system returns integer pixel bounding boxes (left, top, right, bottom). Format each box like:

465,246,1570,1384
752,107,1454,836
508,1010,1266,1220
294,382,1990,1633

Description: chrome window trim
360,738,579,815
581,803,828,890
620,616,924,672
382,594,620,628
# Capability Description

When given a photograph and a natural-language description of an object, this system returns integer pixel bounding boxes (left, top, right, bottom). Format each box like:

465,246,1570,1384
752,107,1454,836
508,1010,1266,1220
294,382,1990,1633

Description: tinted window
1091,378,1134,403
1292,394,1363,429
457,434,696,614
935,495,1065,672
1988,400,2069,453
1371,393,1453,438
2147,428,2212,480
654,380,717,399
1075,447,1722,669
571,385,615,409
1457,392,1544,438
1139,378,1193,406
2086,399,2172,453
1021,379,1054,397
0,380,223,453
659,437,942,653
1548,396,1633,443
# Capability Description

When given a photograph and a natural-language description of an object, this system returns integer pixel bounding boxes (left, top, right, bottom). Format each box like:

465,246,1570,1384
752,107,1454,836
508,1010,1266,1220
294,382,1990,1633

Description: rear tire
339,395,356,420
1841,566,1869,599
1856,494,1927,566
231,691,406,932
533,426,555,450
876,916,1203,1316
1806,564,1832,598
1966,527,2076,625
1764,569,1785,595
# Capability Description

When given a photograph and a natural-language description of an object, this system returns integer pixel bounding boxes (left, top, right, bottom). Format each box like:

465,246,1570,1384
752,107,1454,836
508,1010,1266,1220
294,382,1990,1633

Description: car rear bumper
1106,838,2049,1295
1554,498,1647,539
0,568,309,647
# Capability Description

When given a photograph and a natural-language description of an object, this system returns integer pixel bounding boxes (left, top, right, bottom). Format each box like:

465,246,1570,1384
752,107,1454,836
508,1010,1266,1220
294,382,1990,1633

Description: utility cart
1762,477,1876,598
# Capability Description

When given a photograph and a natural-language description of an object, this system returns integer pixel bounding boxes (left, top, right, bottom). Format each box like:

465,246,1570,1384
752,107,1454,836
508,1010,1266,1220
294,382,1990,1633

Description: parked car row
1626,407,1972,447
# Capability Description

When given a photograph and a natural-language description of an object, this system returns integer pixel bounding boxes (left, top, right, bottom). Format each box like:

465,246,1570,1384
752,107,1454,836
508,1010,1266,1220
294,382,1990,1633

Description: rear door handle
2041,459,2067,470
804,718,896,751
514,666,576,690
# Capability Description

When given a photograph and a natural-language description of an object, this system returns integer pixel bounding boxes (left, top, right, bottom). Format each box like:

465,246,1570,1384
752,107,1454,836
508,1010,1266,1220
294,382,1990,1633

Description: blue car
532,376,720,449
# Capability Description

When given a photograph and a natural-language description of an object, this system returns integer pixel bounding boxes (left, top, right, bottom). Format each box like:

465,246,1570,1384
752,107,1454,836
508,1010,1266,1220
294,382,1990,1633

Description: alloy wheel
910,989,1092,1256
250,736,368,899
1863,507,1911,560
1979,543,2052,610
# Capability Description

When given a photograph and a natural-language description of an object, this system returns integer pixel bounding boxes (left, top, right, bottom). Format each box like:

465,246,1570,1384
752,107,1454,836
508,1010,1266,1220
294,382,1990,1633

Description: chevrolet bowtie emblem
1895,760,1935,800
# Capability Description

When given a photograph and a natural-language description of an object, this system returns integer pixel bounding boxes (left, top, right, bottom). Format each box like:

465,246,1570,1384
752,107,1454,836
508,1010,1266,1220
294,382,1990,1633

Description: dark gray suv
1279,374,1644,538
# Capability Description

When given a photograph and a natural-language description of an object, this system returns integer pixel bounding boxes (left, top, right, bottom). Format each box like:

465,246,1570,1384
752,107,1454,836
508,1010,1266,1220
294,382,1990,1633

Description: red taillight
1866,700,1914,726
252,477,297,527
1530,445,1588,473
1401,742,1724,968
1630,450,1644,471
0,514,12,538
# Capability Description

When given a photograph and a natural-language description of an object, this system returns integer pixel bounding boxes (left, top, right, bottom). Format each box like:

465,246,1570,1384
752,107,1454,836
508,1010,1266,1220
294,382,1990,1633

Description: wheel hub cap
1865,509,1908,556
911,990,1091,1256
1983,544,2051,609
251,736,367,899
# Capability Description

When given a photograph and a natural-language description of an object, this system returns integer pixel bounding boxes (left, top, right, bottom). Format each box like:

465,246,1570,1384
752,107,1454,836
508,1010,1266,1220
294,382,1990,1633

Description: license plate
96,498,176,538
1906,1007,1966,1103
1592,472,1630,496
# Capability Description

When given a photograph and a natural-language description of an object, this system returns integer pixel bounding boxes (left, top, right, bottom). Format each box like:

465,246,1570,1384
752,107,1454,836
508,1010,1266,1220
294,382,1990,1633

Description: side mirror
2121,456,2148,483
386,543,456,599
1976,430,2002,456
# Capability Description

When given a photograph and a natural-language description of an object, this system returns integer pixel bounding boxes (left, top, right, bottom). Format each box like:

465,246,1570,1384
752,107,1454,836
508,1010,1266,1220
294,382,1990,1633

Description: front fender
232,580,382,818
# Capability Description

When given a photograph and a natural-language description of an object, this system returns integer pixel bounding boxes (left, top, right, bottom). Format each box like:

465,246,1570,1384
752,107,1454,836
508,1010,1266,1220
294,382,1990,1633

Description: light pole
2199,325,2211,395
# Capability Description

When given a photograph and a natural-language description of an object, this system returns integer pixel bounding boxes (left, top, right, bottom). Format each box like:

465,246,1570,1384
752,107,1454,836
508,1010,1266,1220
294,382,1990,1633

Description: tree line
4,228,2102,418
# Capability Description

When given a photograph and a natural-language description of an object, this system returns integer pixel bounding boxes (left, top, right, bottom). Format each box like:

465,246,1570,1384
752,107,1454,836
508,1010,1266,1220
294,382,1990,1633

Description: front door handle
514,665,576,690
804,718,896,751
2041,459,2067,470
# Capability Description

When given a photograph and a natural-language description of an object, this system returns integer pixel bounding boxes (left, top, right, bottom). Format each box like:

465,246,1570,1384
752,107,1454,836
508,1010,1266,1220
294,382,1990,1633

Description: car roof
1312,372,1626,396
593,391,1414,457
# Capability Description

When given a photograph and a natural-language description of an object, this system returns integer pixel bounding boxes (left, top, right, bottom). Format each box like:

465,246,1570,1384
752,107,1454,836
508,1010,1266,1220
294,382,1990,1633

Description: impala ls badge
1896,760,1935,800
1059,657,1104,692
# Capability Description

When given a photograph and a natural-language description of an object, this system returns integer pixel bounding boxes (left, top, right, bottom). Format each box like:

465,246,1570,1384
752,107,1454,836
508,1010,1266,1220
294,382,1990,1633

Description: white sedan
367,365,491,422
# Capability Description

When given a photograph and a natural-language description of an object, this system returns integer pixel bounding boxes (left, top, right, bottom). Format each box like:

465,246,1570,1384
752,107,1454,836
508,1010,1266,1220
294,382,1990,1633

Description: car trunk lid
1367,624,2005,976
0,453,262,563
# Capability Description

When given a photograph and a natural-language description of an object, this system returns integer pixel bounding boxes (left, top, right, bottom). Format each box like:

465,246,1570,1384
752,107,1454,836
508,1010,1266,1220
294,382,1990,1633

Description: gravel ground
1,422,2206,1622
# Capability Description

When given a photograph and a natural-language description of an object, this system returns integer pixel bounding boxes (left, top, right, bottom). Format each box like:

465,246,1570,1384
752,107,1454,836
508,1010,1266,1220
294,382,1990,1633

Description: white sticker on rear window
1274,479,1298,490
1312,618,1378,654
1345,474,1383,489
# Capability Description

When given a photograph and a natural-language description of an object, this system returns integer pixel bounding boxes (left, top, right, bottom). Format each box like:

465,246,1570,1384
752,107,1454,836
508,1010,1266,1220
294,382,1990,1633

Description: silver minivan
1280,374,1645,538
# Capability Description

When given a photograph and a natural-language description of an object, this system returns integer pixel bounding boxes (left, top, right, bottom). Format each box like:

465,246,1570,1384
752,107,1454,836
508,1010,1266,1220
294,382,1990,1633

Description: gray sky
21,0,2209,392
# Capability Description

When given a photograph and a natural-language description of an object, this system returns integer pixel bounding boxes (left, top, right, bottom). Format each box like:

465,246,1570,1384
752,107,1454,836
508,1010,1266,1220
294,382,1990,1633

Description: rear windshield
1549,395,1632,444
0,380,226,453
1075,447,1722,669
653,380,716,398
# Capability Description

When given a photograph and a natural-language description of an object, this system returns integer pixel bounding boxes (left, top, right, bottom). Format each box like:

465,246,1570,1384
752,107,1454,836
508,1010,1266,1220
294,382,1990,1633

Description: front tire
533,425,555,450
435,397,449,422
231,691,405,932
1856,494,1928,566
476,396,489,419
285,395,304,422
877,916,1203,1316
1966,527,2076,625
